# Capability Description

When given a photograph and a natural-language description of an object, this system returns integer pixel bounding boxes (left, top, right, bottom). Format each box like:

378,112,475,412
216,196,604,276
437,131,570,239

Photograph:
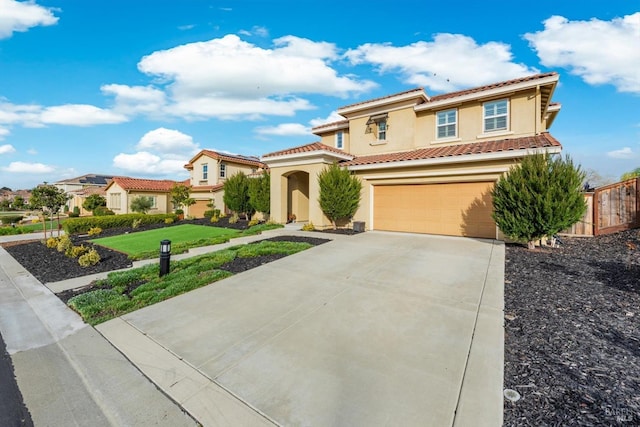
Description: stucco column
270,171,288,224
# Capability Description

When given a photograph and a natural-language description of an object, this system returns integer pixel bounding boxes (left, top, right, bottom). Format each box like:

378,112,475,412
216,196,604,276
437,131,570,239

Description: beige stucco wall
106,183,128,214
189,190,225,217
105,184,171,214
189,155,258,187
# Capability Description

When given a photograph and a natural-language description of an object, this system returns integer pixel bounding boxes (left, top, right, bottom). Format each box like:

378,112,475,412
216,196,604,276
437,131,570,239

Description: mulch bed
504,229,640,425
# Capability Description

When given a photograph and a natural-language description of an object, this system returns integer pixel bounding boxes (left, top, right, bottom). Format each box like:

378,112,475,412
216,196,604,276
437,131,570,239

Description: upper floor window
436,109,457,139
202,163,208,180
219,163,226,178
484,99,508,132
377,119,387,140
336,131,344,149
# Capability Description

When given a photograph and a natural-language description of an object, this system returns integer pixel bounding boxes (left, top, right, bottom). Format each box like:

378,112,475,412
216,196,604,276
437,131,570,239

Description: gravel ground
504,228,640,426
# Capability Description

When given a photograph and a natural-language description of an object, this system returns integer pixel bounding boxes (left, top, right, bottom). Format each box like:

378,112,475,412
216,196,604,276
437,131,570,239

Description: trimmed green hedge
0,215,23,225
63,213,178,234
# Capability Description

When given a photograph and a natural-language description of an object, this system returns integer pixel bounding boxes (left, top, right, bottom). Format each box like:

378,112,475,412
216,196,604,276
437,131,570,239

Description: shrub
492,153,587,249
318,162,362,229
93,206,115,216
78,249,101,267
229,213,239,224
248,218,259,227
63,213,177,234
131,218,142,229
164,218,174,225
248,171,270,214
301,222,315,231
223,173,253,217
83,194,107,215
203,209,216,219
0,215,23,225
174,208,184,215
68,245,90,258
56,235,72,253
130,196,154,214
0,227,28,236
210,215,219,223
87,227,102,236
45,237,59,248
69,206,80,217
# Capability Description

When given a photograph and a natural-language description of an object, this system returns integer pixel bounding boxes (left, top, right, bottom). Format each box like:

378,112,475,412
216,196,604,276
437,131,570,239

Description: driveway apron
98,231,504,426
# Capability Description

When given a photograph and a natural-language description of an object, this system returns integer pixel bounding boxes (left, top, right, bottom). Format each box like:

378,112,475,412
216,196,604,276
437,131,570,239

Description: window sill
476,130,513,139
369,140,387,146
431,137,461,145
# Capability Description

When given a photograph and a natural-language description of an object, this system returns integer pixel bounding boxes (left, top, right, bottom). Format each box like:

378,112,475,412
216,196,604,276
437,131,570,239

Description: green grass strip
68,239,312,326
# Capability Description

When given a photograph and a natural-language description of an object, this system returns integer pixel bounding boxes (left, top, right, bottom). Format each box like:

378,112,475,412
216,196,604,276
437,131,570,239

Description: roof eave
262,150,354,165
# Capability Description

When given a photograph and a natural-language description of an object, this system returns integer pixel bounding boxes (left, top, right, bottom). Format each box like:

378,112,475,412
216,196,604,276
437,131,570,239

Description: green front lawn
68,240,313,325
90,224,240,258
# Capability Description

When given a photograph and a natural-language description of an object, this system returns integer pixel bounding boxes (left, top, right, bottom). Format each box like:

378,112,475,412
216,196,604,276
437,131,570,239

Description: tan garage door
373,182,496,238
189,200,210,219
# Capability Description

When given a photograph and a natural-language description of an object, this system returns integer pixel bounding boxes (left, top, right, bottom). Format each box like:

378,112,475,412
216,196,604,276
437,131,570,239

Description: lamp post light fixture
159,239,171,277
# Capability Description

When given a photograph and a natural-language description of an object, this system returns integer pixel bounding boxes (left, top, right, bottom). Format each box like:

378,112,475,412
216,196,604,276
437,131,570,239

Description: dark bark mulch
504,229,640,426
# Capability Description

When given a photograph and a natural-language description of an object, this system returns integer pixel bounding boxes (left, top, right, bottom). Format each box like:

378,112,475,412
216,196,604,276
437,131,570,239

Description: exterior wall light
159,239,171,277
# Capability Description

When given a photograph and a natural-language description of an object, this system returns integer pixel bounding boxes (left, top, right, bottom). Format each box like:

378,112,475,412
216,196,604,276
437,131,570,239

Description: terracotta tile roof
338,87,426,112
190,183,224,192
69,186,106,196
185,149,265,169
312,119,349,131
262,142,351,159
342,133,562,167
429,72,558,102
110,176,179,192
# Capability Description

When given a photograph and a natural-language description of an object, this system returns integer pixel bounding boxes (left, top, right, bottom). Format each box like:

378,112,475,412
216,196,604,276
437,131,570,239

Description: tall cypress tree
318,163,362,229
492,153,586,249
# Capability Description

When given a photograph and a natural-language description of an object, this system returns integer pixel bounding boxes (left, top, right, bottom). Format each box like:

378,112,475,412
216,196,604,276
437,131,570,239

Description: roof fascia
337,90,427,116
262,149,354,166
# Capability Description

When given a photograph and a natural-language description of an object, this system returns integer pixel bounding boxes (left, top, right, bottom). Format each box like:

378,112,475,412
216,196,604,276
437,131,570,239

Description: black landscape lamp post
159,239,171,277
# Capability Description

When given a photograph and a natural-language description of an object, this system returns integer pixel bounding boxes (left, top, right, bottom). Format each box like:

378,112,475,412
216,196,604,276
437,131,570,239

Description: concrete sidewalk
96,231,505,426
0,243,197,426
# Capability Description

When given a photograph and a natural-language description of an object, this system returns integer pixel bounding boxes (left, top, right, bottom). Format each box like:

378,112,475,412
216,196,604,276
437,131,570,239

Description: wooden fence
562,178,639,236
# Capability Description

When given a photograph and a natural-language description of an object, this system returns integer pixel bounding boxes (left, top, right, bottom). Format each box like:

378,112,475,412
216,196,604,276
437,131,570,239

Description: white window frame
148,196,157,209
109,193,121,210
219,163,226,178
377,119,387,141
483,99,508,133
436,109,457,139
335,131,344,149
202,163,208,180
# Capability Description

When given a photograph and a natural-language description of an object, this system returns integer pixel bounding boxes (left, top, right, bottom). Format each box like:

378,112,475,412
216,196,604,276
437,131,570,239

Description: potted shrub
175,208,184,220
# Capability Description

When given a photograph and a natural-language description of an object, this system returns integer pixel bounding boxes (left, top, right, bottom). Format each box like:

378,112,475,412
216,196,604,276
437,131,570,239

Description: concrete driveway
98,231,504,426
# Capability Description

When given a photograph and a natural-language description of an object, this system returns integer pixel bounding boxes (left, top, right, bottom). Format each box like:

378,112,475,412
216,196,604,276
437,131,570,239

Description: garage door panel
373,182,495,238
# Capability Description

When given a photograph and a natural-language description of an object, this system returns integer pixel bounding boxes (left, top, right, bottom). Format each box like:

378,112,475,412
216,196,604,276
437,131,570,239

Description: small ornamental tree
621,167,640,181
130,196,154,214
223,172,252,217
82,194,107,215
248,171,270,216
12,195,25,210
318,162,362,229
30,184,71,238
492,153,587,249
170,183,195,212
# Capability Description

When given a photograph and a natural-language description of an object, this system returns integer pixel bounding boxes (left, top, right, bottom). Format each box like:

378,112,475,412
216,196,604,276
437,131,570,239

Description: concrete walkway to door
97,231,505,426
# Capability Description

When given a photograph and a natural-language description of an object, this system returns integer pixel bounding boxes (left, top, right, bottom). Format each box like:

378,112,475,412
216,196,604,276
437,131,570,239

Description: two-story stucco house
262,72,563,239
184,150,265,218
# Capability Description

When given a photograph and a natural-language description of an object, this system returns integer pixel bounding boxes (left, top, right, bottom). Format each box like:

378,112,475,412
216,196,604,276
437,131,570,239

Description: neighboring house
105,177,184,214
0,189,32,207
54,174,114,213
262,72,563,239
184,150,265,218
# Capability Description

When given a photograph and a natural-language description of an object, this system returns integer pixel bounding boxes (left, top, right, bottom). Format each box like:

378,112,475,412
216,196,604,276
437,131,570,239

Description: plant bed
504,229,640,426
61,235,330,325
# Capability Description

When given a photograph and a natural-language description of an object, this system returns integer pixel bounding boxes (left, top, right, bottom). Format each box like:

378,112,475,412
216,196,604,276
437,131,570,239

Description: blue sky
0,0,638,190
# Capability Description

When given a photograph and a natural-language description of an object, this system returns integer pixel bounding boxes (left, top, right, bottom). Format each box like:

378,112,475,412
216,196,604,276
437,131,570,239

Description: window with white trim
336,131,344,149
377,119,387,140
148,196,157,208
436,109,457,139
219,163,226,178
109,193,121,210
202,163,208,180
483,99,508,132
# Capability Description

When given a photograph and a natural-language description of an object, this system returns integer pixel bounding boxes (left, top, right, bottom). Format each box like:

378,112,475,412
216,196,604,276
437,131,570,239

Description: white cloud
0,0,58,39
178,24,195,31
136,127,200,154
238,26,268,37
27,148,37,155
309,111,345,127
607,147,636,159
345,33,538,92
40,104,128,126
525,13,640,94
135,34,376,119
112,151,187,175
0,127,9,140
0,144,15,154
255,123,311,136
2,161,54,173
101,84,167,116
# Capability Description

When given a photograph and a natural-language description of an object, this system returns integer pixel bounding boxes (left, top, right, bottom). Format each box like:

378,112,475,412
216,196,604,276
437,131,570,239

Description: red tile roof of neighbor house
185,150,265,169
69,186,106,196
262,142,352,159
110,177,179,192
342,133,562,167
